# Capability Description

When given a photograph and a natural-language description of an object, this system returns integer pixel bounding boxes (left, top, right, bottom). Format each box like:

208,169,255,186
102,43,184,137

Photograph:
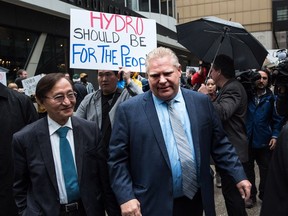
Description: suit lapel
38,118,59,194
143,92,171,170
71,117,84,184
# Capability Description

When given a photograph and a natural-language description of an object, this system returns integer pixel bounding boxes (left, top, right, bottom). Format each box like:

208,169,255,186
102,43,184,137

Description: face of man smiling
41,77,76,125
147,55,182,101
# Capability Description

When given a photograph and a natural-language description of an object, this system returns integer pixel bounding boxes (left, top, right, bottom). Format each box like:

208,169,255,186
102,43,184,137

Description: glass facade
276,6,288,21
0,25,69,83
0,26,39,82
161,0,167,16
126,0,138,11
151,0,160,13
139,0,149,12
124,0,176,18
36,35,69,76
0,0,181,86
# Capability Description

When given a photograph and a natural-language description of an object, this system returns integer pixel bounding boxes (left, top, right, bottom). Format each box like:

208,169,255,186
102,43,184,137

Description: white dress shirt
47,116,77,204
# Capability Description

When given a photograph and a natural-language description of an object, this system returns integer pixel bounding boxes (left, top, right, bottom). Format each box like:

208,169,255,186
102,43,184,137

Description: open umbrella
176,16,268,70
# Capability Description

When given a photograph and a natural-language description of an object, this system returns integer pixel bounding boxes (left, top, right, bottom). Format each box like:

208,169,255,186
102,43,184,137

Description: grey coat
75,81,143,128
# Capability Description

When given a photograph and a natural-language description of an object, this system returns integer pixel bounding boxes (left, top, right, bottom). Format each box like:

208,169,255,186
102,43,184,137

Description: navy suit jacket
13,116,103,216
108,88,247,216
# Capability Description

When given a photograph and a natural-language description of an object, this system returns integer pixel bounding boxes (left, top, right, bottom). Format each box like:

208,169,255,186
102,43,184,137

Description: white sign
0,72,7,86
22,74,44,96
70,9,157,72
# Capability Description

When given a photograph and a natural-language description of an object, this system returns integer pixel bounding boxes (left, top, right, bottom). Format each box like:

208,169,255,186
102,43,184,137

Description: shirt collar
152,87,184,105
47,116,72,136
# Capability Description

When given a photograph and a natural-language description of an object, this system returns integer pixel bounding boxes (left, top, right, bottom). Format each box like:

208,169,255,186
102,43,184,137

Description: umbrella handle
205,26,229,83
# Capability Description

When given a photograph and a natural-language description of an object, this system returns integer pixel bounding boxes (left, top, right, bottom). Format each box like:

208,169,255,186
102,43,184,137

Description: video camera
235,69,261,100
271,49,288,117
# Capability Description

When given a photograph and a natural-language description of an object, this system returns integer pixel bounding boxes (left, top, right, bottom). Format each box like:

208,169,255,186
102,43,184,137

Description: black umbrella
176,16,268,70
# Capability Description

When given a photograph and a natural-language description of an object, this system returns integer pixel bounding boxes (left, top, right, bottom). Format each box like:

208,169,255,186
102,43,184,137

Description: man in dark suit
199,54,249,214
108,47,251,216
13,73,103,216
0,83,38,216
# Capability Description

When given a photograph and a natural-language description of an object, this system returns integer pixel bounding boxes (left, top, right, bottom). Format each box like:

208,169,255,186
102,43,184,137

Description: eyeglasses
45,91,77,103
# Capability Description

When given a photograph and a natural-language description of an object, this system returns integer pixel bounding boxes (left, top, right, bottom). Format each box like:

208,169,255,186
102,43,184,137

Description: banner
22,74,44,96
0,72,6,86
70,9,157,72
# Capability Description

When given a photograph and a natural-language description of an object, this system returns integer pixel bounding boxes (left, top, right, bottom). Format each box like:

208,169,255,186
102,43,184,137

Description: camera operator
273,67,288,118
245,68,284,208
260,55,288,216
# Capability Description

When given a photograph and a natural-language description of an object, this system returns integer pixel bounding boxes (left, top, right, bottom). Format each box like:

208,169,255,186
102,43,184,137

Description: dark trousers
173,190,203,216
246,146,272,200
217,165,247,216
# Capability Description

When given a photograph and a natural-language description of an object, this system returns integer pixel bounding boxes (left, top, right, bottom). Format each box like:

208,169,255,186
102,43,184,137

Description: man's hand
269,138,277,150
119,67,132,85
197,83,208,94
120,199,141,216
236,180,251,201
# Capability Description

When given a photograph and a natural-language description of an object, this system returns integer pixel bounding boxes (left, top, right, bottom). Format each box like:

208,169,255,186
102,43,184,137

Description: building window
126,0,138,10
36,35,68,75
0,26,39,82
168,0,173,17
161,0,167,16
139,0,149,12
277,7,288,21
151,0,160,13
115,0,125,6
125,0,175,18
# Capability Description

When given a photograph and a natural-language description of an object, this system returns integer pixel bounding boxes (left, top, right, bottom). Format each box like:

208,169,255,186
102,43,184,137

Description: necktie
56,127,80,203
167,100,198,199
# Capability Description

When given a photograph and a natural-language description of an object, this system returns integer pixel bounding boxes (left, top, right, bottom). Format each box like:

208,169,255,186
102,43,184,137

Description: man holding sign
76,67,142,216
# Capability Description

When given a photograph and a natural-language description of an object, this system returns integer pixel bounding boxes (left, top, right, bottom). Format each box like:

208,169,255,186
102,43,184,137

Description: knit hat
72,74,80,82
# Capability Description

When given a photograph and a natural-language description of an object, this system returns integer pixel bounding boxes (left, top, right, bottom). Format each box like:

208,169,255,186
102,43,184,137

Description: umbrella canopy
176,16,268,70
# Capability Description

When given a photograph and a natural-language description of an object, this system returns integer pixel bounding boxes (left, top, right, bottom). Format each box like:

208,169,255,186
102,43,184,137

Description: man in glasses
12,73,103,216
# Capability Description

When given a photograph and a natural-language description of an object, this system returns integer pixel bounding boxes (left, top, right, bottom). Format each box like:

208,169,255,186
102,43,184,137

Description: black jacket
0,83,38,216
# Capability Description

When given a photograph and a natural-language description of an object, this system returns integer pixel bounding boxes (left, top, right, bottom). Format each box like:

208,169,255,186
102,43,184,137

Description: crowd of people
1,46,287,216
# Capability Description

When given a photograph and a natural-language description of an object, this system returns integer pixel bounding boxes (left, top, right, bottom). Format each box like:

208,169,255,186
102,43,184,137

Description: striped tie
167,100,198,199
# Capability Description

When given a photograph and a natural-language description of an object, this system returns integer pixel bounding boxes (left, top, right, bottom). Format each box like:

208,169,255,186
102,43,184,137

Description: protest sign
22,74,44,96
0,72,7,86
70,9,157,72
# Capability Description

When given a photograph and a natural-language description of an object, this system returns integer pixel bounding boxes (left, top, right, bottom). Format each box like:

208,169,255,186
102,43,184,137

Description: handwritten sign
22,74,44,96
70,9,157,72
0,72,7,86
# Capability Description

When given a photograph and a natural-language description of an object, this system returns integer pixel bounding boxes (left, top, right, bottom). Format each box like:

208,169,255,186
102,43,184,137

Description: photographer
245,69,284,208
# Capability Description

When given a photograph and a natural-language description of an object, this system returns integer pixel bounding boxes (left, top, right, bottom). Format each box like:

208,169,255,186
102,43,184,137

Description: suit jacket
0,83,38,216
13,116,103,216
108,88,247,216
213,79,248,162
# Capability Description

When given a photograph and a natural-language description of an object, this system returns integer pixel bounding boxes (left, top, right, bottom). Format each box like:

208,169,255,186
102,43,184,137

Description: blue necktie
167,100,198,199
57,127,80,203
